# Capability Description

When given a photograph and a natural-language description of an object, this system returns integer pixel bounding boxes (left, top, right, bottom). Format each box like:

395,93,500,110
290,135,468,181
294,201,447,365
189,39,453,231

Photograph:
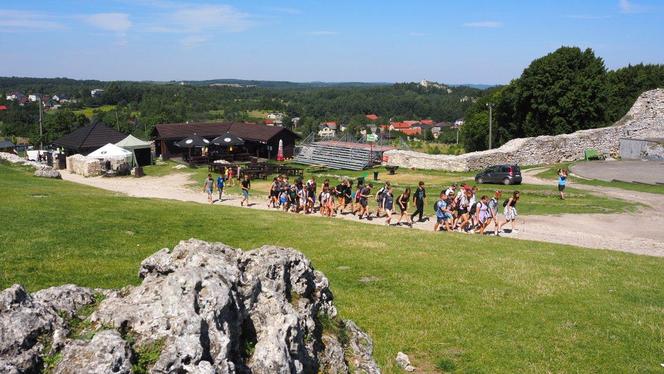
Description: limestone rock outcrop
34,168,62,179
0,239,380,374
385,88,664,171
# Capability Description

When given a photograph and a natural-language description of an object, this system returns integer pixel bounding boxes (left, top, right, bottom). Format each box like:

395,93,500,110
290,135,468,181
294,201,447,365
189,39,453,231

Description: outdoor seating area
208,160,304,181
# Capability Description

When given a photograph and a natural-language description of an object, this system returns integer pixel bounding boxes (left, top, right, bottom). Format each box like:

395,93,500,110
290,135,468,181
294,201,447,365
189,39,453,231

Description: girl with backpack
395,187,412,227
383,186,395,225
499,191,521,233
474,195,491,234
488,190,502,235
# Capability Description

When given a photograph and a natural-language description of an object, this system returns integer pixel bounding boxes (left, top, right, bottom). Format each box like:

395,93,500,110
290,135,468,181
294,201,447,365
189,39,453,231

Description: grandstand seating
294,142,380,170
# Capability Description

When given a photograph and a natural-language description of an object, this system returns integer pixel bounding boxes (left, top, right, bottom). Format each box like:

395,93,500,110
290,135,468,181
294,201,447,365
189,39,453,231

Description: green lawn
536,162,664,195
1,162,663,372
73,104,117,118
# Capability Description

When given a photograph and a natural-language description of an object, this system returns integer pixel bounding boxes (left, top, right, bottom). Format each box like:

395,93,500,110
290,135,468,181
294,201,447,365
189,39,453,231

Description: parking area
571,160,664,185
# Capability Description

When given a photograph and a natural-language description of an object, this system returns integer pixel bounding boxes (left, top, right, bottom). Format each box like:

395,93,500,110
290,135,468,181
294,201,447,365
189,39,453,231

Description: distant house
263,119,274,126
6,92,26,102
267,112,284,121
91,89,105,98
454,119,465,128
365,114,379,122
0,105,8,111
420,119,434,126
318,121,337,138
53,94,71,103
28,94,41,102
291,117,301,128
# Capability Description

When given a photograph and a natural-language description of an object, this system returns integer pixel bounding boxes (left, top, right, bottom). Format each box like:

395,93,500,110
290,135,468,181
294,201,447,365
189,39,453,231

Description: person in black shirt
240,175,251,207
411,181,426,222
357,183,373,220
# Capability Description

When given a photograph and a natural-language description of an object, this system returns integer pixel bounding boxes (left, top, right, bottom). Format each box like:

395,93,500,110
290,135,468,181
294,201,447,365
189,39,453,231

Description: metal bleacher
294,143,376,170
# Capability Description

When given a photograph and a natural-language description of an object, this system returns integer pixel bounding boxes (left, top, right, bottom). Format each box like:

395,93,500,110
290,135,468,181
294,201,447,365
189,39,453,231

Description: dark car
475,164,522,185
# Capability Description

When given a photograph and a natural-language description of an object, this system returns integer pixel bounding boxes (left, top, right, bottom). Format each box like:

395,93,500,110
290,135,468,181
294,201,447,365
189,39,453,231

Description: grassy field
74,105,117,118
536,162,664,195
163,162,637,216
1,162,663,373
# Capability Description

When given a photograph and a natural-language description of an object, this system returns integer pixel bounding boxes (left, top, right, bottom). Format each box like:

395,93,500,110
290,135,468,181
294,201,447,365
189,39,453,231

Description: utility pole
38,97,43,151
486,103,494,149
456,125,459,145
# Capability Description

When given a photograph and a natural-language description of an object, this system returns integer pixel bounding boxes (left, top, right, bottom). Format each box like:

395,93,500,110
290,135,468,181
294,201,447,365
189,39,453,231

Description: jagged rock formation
0,152,62,178
0,239,380,374
385,88,664,171
34,168,62,179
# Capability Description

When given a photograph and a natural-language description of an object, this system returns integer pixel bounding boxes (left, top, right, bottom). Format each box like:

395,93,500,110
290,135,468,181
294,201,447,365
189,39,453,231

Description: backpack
469,202,479,215
503,199,509,207
376,187,385,202
433,200,442,213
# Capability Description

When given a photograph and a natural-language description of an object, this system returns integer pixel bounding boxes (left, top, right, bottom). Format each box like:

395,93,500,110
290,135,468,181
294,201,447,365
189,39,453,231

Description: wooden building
52,123,126,155
152,122,300,160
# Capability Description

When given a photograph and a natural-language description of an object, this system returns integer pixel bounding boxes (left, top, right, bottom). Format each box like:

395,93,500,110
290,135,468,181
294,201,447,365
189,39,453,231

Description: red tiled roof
420,119,434,125
153,122,300,143
399,128,422,136
365,114,379,121
263,119,274,124
0,105,7,110
391,122,412,129
403,120,419,126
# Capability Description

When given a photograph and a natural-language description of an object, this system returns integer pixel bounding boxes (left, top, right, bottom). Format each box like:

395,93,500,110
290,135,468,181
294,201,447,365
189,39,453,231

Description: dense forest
2,46,662,152
461,47,664,152
0,78,480,145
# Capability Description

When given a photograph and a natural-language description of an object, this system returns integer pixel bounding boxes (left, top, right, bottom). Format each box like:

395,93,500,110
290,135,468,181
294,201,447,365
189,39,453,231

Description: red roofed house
0,105,8,111
420,119,434,126
400,127,422,136
366,114,379,122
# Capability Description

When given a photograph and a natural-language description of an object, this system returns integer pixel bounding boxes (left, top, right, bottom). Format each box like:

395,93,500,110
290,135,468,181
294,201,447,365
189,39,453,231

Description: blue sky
1,0,662,84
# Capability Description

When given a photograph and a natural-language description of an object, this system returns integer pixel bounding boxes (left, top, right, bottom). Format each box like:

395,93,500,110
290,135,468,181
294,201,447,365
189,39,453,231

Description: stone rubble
385,88,664,171
0,151,63,178
395,352,416,372
0,239,381,374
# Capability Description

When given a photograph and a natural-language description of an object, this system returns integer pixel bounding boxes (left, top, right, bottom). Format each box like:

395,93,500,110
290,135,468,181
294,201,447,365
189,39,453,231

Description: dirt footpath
61,170,664,257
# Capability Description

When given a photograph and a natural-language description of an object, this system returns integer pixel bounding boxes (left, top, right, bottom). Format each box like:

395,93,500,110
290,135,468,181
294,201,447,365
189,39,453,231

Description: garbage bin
373,171,379,181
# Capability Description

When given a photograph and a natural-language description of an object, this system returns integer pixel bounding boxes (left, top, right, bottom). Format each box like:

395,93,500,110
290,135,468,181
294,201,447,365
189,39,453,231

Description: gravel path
61,170,664,257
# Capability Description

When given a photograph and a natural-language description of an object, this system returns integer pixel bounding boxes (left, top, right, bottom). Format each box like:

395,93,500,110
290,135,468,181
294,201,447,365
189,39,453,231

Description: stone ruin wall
384,88,664,171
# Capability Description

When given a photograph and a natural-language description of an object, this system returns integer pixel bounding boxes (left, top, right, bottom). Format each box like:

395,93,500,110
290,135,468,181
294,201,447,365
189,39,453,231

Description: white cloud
619,0,633,12
565,14,611,20
84,13,132,32
619,0,646,13
307,31,338,36
268,7,302,15
0,9,64,31
172,5,252,33
181,35,207,47
463,21,503,28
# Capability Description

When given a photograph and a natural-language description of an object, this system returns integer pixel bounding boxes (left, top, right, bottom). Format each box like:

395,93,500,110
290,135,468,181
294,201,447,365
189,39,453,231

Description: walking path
61,170,664,257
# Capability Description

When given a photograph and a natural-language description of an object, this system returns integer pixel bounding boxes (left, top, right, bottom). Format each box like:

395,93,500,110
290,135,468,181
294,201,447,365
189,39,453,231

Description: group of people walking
205,172,524,235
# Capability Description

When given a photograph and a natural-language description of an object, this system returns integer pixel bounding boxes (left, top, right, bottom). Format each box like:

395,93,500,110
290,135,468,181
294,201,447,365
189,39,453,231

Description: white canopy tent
87,143,132,164
115,135,153,166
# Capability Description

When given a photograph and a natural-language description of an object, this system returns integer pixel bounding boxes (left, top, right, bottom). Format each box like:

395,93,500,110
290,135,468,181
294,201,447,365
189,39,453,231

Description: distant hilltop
0,76,494,91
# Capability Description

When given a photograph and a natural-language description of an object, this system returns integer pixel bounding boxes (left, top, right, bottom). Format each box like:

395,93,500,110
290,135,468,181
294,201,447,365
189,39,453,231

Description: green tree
500,47,608,139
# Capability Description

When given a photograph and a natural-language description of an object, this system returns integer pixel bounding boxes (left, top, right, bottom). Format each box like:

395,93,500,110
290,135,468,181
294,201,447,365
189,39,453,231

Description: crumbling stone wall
385,88,664,171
